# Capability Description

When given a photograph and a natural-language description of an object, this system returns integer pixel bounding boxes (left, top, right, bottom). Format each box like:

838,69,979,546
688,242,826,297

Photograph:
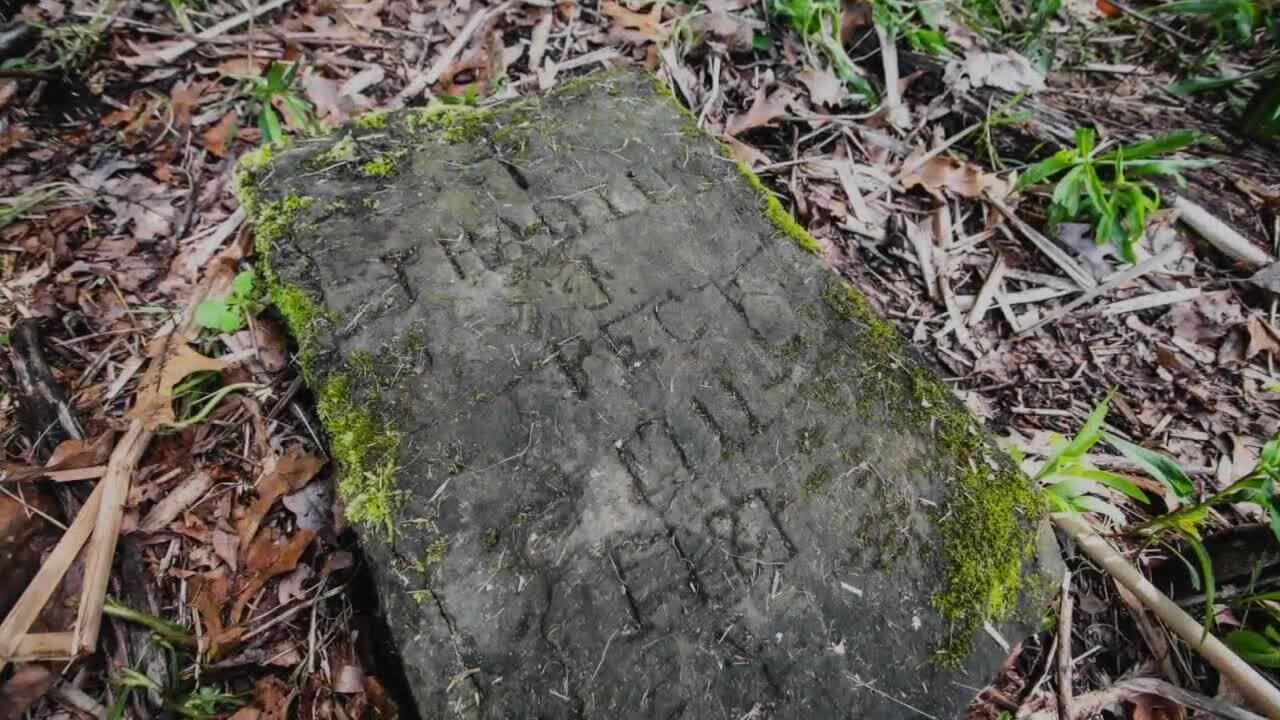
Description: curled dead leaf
899,151,1009,200
128,340,226,430
602,1,668,45
236,446,326,554
725,86,796,136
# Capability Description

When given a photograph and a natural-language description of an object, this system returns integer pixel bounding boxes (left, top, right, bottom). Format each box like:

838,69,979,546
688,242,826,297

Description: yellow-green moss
407,105,495,143
820,277,903,358
252,194,315,258
318,372,404,540
735,161,823,256
354,110,389,130
909,368,1045,665
361,153,398,177
312,135,356,166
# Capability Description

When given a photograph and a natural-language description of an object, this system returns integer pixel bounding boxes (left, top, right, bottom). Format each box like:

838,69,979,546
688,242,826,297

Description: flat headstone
242,69,1056,718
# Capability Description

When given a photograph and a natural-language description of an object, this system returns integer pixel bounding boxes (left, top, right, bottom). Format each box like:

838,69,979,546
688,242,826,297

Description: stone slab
244,69,1054,719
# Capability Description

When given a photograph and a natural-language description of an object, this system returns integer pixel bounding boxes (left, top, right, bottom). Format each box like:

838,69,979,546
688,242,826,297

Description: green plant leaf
1015,149,1077,191
1106,130,1204,160
1072,494,1127,525
1106,434,1196,500
1074,126,1097,155
195,300,245,333
1051,165,1086,217
1227,629,1280,667
1036,394,1112,482
258,105,282,145
1182,530,1216,636
231,269,256,298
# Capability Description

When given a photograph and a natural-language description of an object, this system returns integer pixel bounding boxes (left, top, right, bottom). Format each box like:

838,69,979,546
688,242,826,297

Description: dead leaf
0,666,55,720
796,67,846,108
45,430,114,469
1246,316,1280,360
213,527,239,572
277,564,313,604
128,340,226,430
334,664,365,694
253,676,292,720
725,86,795,136
201,112,239,158
237,446,326,553
944,51,1046,94
899,152,1010,200
140,470,214,532
223,318,288,374
232,528,316,623
1248,260,1280,295
602,1,668,45
283,478,333,534
690,11,757,52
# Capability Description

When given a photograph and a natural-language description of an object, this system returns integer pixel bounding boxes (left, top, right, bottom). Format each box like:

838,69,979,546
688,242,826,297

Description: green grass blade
1106,433,1196,500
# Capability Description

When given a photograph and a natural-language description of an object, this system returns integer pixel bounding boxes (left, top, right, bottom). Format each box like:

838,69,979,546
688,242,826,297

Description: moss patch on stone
360,153,399,177
735,160,823,256
407,105,495,143
317,372,404,541
354,110,389,130
311,135,356,167
820,272,1045,664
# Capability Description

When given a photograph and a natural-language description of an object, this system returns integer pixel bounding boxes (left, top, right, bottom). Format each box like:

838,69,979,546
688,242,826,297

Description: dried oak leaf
602,1,668,44
231,528,316,624
796,67,846,108
725,86,796,136
690,11,757,52
201,112,239,158
128,340,225,430
899,151,1009,200
236,446,326,554
1246,316,1280,360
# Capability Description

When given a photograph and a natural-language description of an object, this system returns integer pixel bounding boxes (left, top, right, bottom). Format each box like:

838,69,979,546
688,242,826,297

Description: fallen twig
1055,570,1073,720
988,197,1097,290
1017,242,1186,335
123,0,293,67
1053,512,1280,718
1174,195,1273,269
393,1,514,107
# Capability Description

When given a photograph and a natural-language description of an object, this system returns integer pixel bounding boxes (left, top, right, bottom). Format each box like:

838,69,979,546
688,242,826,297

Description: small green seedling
1033,393,1154,526
245,61,319,145
1014,128,1213,263
874,0,949,55
195,269,259,333
766,0,878,104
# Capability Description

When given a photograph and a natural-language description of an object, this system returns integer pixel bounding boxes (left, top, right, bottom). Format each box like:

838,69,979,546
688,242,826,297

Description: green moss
354,110,389,130
797,425,826,454
734,161,823,256
424,537,450,566
803,464,834,495
821,277,903,357
908,368,1045,665
407,105,494,143
361,153,398,177
317,372,404,540
483,528,499,548
311,135,357,168
251,194,315,258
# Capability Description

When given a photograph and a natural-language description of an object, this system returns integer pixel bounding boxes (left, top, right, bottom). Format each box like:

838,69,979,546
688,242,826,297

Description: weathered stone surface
246,70,1055,718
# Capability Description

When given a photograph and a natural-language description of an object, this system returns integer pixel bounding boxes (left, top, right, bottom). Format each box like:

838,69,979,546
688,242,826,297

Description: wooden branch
1053,512,1280,718
1173,195,1273,269
12,632,75,662
0,480,103,672
123,0,293,67
1056,570,1074,720
73,422,149,654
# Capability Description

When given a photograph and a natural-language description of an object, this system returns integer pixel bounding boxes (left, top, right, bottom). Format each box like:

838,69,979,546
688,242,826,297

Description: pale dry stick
988,197,1097,290
1053,512,1280,718
1097,287,1201,317
394,0,515,107
875,24,909,130
0,465,106,483
967,254,1008,327
74,421,148,653
1055,570,1074,720
1173,195,1273,269
1117,677,1265,720
10,632,75,662
0,480,103,672
123,0,292,67
1017,242,1186,336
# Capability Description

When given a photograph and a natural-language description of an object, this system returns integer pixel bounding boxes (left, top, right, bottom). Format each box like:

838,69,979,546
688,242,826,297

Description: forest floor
0,0,1278,718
